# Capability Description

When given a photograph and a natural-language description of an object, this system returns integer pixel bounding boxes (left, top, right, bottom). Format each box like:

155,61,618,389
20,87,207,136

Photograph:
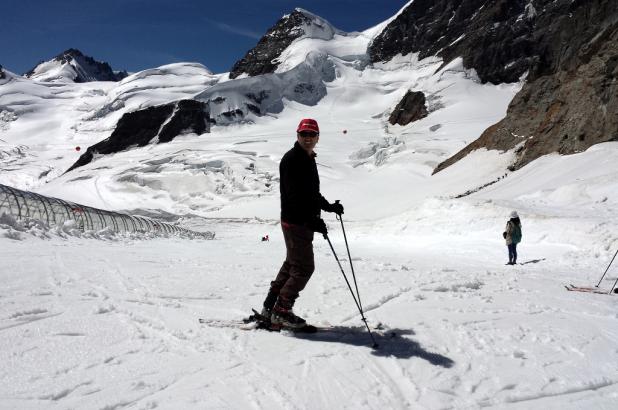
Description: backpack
511,223,522,244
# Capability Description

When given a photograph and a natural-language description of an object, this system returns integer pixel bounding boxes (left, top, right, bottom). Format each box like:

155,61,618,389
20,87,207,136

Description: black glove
325,201,344,215
308,218,328,235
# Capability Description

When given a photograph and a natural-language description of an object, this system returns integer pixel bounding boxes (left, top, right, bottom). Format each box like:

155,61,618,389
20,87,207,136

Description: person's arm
319,195,330,210
320,195,344,215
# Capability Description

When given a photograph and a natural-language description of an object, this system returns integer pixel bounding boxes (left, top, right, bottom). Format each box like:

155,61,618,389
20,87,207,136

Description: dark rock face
25,48,128,82
370,0,617,86
389,91,428,126
369,0,535,84
229,10,312,79
0,64,5,79
371,0,618,172
67,100,209,172
433,0,618,173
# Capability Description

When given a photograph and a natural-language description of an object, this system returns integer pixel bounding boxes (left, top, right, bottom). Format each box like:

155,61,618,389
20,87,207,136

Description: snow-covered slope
0,63,220,190
1,6,617,410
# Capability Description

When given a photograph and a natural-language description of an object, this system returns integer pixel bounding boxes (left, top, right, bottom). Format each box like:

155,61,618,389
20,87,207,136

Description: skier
260,118,344,328
504,211,522,265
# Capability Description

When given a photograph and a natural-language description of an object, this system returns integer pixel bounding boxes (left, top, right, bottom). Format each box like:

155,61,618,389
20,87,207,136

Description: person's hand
326,201,344,215
309,218,328,235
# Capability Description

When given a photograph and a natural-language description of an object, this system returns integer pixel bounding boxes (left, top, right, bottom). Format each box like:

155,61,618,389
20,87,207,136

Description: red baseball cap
296,118,319,134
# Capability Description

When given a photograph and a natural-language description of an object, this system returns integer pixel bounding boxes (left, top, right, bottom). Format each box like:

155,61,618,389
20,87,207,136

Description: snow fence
0,183,213,238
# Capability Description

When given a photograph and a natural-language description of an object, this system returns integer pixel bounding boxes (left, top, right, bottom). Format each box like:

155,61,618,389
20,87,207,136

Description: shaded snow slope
196,51,335,124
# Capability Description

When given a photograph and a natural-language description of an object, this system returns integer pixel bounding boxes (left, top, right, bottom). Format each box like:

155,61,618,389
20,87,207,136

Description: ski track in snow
1,220,617,409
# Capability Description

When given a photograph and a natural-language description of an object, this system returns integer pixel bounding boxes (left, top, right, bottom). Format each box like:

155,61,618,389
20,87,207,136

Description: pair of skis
564,247,618,295
564,284,616,295
199,309,322,333
199,309,393,339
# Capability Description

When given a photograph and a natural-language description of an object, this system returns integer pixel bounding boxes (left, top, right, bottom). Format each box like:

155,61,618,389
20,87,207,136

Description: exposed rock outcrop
371,0,617,86
369,0,536,85
67,100,209,172
25,48,128,83
229,8,338,79
434,0,618,173
0,64,5,80
389,91,428,126
369,0,617,172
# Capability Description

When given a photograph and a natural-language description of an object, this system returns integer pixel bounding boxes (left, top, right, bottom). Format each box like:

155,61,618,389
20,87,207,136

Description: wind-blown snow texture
1,6,617,410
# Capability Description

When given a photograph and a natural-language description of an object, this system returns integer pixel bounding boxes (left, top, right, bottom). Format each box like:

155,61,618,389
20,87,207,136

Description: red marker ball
75,146,81,151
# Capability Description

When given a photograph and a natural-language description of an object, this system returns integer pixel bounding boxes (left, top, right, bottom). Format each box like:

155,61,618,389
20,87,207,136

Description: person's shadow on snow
291,326,454,367
519,258,546,265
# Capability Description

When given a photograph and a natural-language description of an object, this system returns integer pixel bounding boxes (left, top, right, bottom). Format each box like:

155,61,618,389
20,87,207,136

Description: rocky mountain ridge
431,0,618,172
25,48,128,83
5,1,617,177
368,0,617,172
229,8,339,79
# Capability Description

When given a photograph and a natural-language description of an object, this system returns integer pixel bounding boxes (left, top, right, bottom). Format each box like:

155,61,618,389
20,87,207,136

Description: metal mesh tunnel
0,183,213,238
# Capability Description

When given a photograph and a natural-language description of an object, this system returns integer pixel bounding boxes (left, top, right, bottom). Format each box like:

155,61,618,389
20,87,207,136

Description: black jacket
280,142,329,225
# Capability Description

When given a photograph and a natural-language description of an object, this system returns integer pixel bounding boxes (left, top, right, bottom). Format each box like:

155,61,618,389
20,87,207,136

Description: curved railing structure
0,183,213,238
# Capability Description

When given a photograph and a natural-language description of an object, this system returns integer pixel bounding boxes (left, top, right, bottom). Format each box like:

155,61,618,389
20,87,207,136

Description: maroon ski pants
269,222,315,307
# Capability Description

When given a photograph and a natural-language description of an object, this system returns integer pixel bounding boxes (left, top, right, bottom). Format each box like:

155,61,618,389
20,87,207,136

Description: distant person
503,211,522,265
260,118,343,328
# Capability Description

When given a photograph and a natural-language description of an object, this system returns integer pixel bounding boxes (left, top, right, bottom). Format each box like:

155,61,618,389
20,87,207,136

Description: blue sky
1,0,407,75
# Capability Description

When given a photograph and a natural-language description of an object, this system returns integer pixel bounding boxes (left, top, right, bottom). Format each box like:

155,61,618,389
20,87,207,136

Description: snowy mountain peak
291,7,342,39
24,48,128,83
229,9,342,79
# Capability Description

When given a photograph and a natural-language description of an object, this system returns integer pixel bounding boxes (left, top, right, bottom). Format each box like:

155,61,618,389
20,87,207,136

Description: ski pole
596,248,618,288
324,233,379,348
335,208,363,312
609,276,618,295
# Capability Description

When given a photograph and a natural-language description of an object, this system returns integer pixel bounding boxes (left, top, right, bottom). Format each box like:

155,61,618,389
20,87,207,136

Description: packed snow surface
1,11,618,410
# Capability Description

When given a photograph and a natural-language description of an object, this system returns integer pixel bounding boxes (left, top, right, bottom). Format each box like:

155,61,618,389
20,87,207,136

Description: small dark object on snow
261,235,269,241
